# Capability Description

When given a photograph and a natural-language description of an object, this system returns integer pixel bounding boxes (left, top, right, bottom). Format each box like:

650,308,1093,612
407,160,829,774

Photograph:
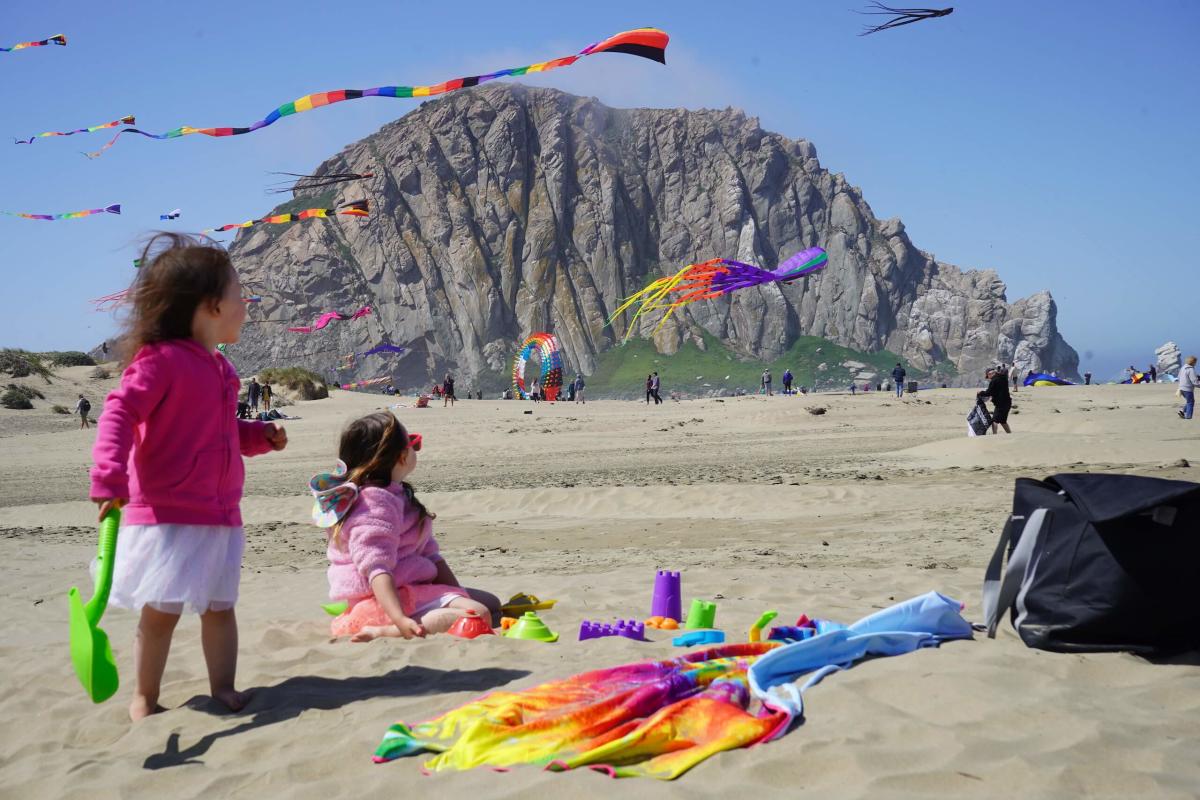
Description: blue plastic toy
672,630,726,647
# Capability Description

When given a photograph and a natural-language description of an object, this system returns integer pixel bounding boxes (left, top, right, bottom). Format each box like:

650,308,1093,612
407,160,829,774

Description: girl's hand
394,616,426,639
92,497,125,522
265,423,288,451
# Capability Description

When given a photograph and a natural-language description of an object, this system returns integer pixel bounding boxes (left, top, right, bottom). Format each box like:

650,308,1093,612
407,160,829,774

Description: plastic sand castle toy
504,611,559,642
447,610,495,639
579,619,646,641
684,599,717,629
650,570,681,622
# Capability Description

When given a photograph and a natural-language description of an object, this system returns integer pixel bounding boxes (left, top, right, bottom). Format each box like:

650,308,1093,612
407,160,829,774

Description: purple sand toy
579,619,646,641
650,570,681,622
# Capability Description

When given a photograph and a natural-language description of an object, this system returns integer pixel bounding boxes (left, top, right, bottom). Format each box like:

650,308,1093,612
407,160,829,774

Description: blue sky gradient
1,1,1197,379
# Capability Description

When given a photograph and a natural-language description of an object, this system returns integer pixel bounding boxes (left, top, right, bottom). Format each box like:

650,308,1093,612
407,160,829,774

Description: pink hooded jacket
326,483,442,601
90,339,274,526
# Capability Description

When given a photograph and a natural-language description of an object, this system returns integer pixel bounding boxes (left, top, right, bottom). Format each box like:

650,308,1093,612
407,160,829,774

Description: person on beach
73,393,92,429
317,412,500,641
574,374,585,404
651,372,662,404
982,365,1013,434
761,368,773,396
645,374,654,404
443,373,456,407
530,378,541,402
88,234,288,721
1148,364,1158,384
101,341,109,359
247,377,261,413
1179,356,1197,420
782,368,793,395
260,381,273,412
1011,368,1019,393
891,363,906,398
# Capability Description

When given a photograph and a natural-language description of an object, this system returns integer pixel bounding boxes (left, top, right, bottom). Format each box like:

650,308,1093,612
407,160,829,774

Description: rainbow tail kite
14,116,134,144
202,199,368,234
610,247,827,340
83,28,668,158
1,34,66,52
373,592,971,779
288,305,372,333
2,204,120,221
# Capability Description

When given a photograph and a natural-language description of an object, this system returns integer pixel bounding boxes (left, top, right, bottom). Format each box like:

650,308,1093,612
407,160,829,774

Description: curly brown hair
117,233,236,364
332,411,431,541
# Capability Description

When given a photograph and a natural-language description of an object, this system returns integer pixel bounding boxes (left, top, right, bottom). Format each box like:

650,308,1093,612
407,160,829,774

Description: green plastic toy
68,508,121,703
684,599,717,630
322,601,349,617
504,611,559,642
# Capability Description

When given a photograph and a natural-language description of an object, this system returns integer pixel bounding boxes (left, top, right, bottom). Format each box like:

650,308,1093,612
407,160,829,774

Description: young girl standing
90,234,287,721
312,411,499,641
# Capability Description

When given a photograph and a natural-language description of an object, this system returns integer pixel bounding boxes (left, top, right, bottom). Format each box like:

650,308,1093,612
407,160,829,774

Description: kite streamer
267,171,375,195
373,592,971,779
341,375,391,390
512,332,563,400
89,289,128,311
83,28,668,158
360,343,406,357
202,199,368,234
14,115,134,145
611,247,827,340
1,34,66,53
857,4,954,36
2,204,120,222
288,305,372,333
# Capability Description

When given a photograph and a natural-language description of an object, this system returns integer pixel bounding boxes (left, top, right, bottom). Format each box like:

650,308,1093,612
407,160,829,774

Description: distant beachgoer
101,341,109,359
1178,356,1197,420
1011,370,1019,393
530,378,541,402
645,374,654,405
1084,371,1092,385
651,372,662,404
761,368,773,396
891,363,906,398
782,369,793,395
850,383,856,396
982,366,1013,434
443,373,456,407
247,377,261,413
574,374,585,404
261,382,273,412
73,394,92,429
1148,364,1158,384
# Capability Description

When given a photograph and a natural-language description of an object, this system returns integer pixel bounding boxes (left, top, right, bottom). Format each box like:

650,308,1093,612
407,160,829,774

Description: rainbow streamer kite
341,375,391,390
202,199,368,234
1,34,66,53
512,332,563,400
2,204,120,221
14,115,134,144
611,247,828,340
83,28,668,158
288,305,372,333
373,592,972,779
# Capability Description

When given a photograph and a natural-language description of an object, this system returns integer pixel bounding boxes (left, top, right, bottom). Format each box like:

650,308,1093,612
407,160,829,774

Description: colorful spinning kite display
1024,373,1074,387
1,34,66,53
611,247,828,340
2,204,120,221
83,28,668,158
512,332,564,400
14,115,135,145
202,200,368,235
288,306,372,333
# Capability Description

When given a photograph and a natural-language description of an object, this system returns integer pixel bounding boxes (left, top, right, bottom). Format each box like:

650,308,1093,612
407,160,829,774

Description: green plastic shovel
68,508,120,703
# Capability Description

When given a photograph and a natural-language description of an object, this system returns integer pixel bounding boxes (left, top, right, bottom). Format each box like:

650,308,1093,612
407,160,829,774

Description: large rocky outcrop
229,85,1079,387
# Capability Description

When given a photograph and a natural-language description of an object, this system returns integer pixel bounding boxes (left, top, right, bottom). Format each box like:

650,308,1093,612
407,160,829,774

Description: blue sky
1,1,1196,379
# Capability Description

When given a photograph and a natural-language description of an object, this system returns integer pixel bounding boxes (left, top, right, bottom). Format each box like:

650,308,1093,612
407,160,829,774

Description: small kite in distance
1,34,66,53
266,171,375,195
14,115,134,144
202,199,368,234
857,4,953,36
160,209,181,220
2,204,120,221
359,343,406,357
288,306,372,333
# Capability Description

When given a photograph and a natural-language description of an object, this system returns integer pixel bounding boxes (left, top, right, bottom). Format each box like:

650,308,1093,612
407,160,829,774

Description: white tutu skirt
99,524,245,615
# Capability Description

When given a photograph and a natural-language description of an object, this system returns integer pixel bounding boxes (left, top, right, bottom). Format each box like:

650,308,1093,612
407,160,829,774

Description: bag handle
983,508,1049,638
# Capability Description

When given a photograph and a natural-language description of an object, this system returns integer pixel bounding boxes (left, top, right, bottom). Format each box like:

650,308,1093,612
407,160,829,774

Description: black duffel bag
983,473,1200,655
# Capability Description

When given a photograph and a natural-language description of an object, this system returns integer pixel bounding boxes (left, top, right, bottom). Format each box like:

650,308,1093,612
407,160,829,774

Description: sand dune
1,375,1197,798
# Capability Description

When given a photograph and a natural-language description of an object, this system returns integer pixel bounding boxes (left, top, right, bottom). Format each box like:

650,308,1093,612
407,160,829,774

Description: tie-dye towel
373,591,972,779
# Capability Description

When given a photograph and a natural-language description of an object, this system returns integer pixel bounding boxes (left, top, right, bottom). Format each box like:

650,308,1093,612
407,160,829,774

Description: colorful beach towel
374,592,972,779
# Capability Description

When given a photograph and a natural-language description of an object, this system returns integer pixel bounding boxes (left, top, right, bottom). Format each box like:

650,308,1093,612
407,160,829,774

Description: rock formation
1156,342,1182,377
228,85,1079,387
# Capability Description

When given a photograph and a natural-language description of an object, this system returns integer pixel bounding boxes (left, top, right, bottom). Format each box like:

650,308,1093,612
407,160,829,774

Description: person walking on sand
891,363,906,398
1011,368,1019,393
574,374,585,404
645,374,654,404
761,368,773,396
1178,356,1197,420
1148,364,1158,384
73,393,92,429
530,378,541,402
101,341,109,359
982,365,1013,434
782,368,793,395
443,373,456,407
261,381,273,412
651,371,662,405
247,377,261,413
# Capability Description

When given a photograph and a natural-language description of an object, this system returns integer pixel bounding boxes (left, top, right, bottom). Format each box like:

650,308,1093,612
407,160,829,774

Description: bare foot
350,624,402,642
129,695,168,721
212,687,251,713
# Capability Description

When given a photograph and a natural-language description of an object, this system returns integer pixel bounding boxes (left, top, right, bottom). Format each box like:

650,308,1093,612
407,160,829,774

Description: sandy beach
2,366,1197,799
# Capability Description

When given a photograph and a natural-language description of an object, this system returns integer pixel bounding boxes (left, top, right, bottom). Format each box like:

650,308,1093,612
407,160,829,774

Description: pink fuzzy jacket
90,339,274,526
326,482,443,601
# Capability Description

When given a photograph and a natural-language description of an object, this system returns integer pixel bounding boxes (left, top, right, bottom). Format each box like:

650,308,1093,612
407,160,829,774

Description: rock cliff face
229,85,1079,387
